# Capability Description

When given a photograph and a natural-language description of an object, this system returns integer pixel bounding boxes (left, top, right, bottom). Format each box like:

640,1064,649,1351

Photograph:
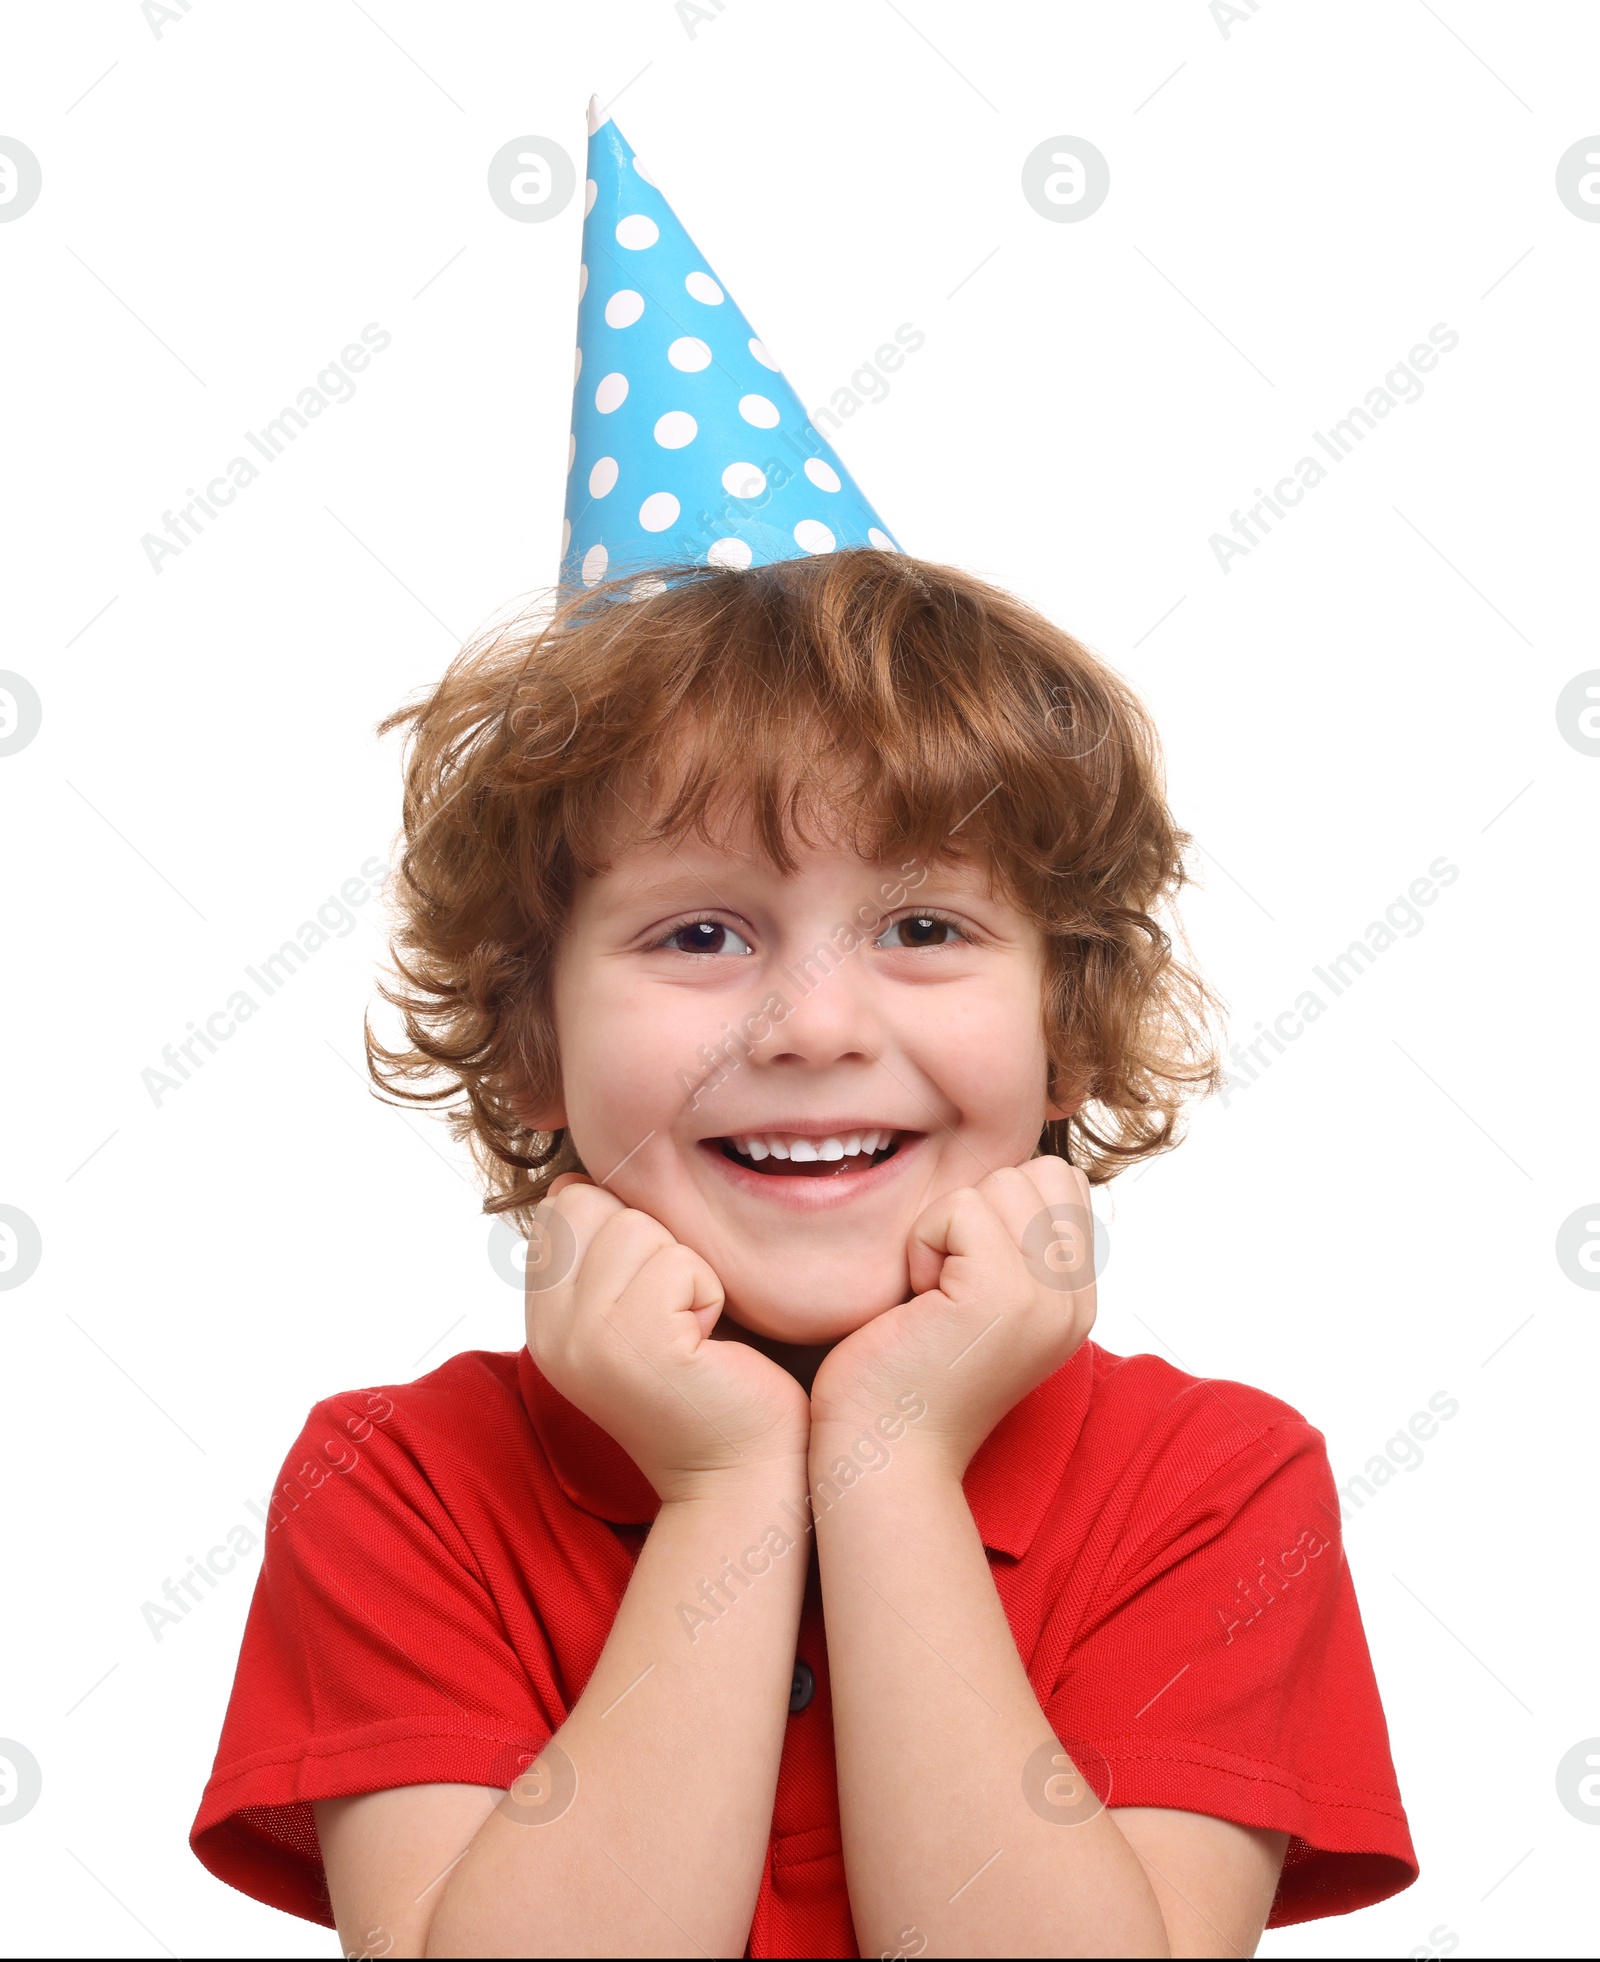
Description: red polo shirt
191,1342,1417,1951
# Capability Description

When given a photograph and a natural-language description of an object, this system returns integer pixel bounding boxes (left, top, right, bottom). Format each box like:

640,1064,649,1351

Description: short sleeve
190,1391,559,1927
1041,1413,1417,1926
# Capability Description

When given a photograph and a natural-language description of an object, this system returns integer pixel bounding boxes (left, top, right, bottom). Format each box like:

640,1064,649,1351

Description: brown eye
665,920,753,955
878,914,961,949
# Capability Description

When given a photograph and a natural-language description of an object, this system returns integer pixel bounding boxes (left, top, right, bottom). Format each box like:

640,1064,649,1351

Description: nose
758,941,881,1069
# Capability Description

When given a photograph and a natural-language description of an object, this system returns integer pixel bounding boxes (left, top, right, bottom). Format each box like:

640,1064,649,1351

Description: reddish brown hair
367,551,1222,1228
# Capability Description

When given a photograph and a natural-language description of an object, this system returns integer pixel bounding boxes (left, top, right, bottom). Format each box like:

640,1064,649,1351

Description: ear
1044,1072,1080,1124
510,1087,568,1132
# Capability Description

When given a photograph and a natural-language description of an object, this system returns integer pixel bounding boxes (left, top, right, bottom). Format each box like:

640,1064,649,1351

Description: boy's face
542,818,1065,1345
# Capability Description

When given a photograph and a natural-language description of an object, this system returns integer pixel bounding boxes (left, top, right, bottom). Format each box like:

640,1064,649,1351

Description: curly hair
366,550,1223,1231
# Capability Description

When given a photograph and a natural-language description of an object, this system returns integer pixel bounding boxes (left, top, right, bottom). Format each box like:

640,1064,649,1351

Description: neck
713,1317,833,1394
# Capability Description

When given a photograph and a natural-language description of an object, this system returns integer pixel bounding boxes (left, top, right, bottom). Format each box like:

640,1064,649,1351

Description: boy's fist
809,1156,1097,1481
523,1176,810,1503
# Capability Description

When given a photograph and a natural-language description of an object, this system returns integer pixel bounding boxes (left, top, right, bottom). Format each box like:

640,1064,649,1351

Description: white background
2,1,1597,1956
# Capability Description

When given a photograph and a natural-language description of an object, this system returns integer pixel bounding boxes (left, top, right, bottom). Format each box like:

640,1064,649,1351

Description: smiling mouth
712,1130,909,1177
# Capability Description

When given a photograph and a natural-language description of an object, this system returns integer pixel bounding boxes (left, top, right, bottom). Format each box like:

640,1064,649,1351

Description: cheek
917,986,1051,1130
555,971,712,1146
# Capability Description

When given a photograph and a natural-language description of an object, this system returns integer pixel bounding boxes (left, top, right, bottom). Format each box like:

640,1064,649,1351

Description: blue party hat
561,98,904,590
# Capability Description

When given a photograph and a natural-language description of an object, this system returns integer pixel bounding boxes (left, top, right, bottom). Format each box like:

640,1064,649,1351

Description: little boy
192,549,1415,1959
191,107,1415,1960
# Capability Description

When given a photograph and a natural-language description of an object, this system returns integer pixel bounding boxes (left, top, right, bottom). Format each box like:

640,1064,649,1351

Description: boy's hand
524,1175,810,1503
809,1157,1096,1482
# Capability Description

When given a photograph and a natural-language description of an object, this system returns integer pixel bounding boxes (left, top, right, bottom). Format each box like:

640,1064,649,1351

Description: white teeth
727,1129,898,1161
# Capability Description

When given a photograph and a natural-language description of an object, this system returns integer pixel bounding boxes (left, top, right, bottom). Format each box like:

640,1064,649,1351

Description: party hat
561,98,903,590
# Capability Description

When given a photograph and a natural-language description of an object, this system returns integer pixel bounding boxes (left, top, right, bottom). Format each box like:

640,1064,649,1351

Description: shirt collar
518,1346,661,1526
963,1341,1096,1558
518,1339,1097,1557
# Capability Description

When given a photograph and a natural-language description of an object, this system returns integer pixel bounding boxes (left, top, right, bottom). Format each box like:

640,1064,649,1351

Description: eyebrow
593,867,744,914
591,851,1001,918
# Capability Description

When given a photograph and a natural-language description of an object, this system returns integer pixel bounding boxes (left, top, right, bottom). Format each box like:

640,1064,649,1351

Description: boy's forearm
427,1460,809,1959
812,1424,1170,1960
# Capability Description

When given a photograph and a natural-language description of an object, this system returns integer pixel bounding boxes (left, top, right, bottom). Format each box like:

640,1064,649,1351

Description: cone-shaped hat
562,98,903,590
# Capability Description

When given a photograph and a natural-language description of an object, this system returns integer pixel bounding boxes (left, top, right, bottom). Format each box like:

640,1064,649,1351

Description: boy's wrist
807,1416,968,1503
654,1449,811,1511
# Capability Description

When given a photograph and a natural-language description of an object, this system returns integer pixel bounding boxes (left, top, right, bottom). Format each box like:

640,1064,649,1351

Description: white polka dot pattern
654,411,697,449
560,111,902,588
793,520,836,554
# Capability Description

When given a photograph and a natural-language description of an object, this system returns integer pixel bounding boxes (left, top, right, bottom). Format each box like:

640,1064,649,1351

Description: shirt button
788,1660,815,1715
